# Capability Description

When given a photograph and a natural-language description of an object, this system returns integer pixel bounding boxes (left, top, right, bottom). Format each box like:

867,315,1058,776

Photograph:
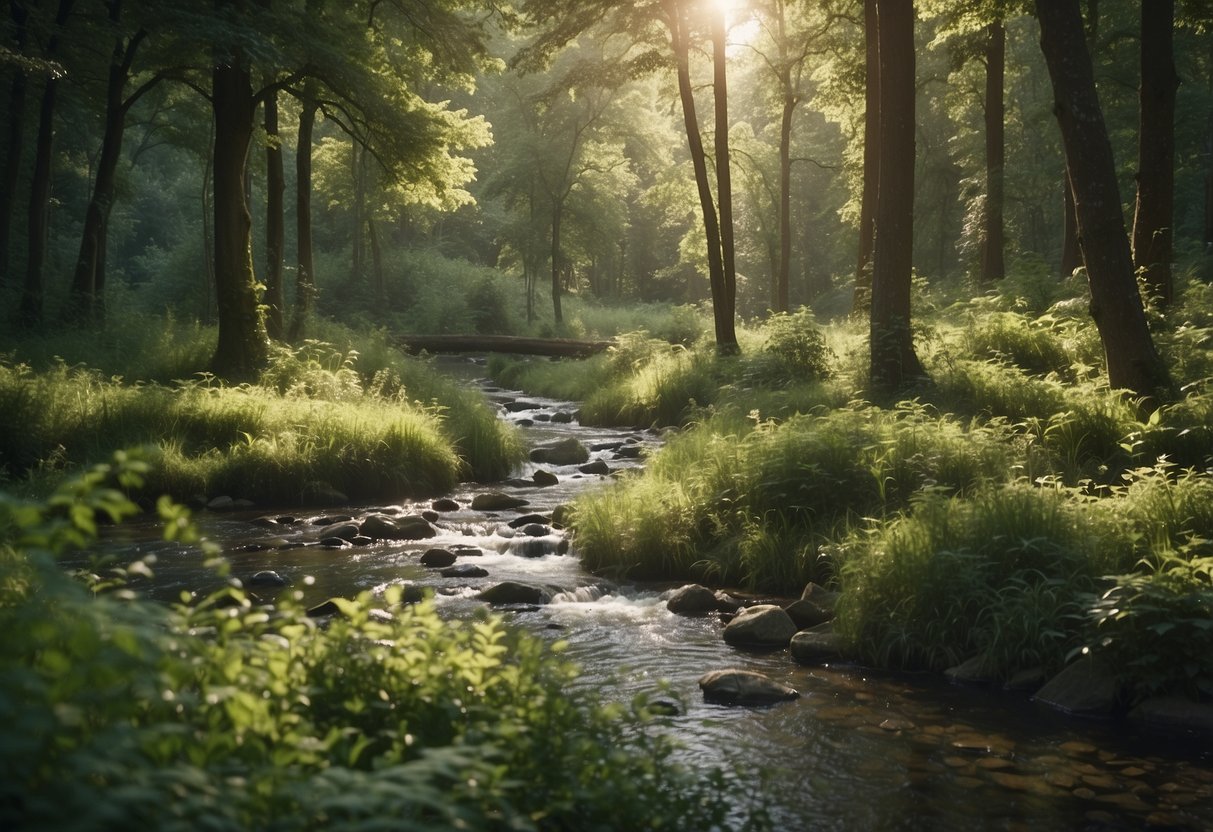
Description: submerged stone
666,584,719,615
698,669,799,706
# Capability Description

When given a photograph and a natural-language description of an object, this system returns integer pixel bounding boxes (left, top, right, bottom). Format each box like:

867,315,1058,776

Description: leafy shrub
0,457,753,832
742,308,834,388
1083,553,1213,702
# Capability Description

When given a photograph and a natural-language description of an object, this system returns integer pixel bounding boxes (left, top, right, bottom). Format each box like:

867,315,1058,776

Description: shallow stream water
92,357,1213,831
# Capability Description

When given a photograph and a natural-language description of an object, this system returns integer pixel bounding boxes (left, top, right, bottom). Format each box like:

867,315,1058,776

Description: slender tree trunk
210,35,268,380
19,0,74,327
289,92,317,342
263,91,285,338
1131,0,1177,308
201,118,215,323
981,20,1006,283
1035,0,1169,396
668,1,732,352
67,7,145,324
869,0,924,393
368,217,384,301
775,1,795,315
551,201,563,324
1061,168,1082,277
711,8,739,352
853,0,879,316
350,142,365,284
0,0,30,288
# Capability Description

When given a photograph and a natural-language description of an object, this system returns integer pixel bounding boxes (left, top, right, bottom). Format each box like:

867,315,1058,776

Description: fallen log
395,334,615,358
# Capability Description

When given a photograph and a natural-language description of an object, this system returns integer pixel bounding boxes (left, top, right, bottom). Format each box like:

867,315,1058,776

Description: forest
2,0,1213,829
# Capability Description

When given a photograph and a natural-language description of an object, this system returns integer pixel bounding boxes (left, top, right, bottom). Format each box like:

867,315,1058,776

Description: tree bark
263,90,285,338
210,25,269,380
775,0,795,314
981,20,1006,283
0,0,30,288
551,201,563,324
1061,168,1082,277
289,91,317,342
350,141,365,284
869,0,924,392
368,217,384,301
666,0,734,353
19,0,74,327
711,7,739,352
852,0,879,316
1131,0,1177,308
1035,0,1169,396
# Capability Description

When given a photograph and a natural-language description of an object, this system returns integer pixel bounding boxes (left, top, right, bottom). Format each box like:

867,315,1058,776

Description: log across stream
91,357,1213,831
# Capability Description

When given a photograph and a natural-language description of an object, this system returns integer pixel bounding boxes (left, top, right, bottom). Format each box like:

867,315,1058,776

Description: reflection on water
80,361,1213,831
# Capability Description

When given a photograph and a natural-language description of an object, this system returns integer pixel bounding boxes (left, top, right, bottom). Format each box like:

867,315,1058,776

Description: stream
92,357,1213,831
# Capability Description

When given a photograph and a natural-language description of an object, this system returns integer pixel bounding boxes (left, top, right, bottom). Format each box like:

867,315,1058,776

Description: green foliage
0,321,524,501
1083,553,1213,702
0,458,753,832
742,308,834,388
832,483,1113,676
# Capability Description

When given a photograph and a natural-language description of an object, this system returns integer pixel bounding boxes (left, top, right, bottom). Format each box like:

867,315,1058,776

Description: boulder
698,669,799,706
361,514,437,541
550,411,574,424
789,622,847,665
714,591,744,613
1004,667,1047,692
612,445,644,460
800,582,840,611
578,459,611,475
508,513,550,528
431,498,460,512
207,495,236,511
478,581,551,605
441,563,489,579
247,570,288,587
1033,657,1120,716
349,535,374,547
529,438,590,466
318,521,360,541
551,504,572,525
471,492,530,511
520,523,551,537
503,400,539,412
312,515,353,526
784,598,833,630
420,548,458,567
532,470,559,487
319,537,350,549
722,605,798,649
666,584,720,615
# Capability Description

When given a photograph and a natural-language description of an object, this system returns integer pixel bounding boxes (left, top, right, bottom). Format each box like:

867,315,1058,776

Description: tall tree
65,0,163,324
980,18,1005,282
209,0,268,380
0,0,31,288
710,3,738,346
869,0,924,392
1035,0,1169,396
1131,0,1178,308
262,89,285,339
288,85,317,343
19,0,74,326
853,0,878,315
1060,169,1082,276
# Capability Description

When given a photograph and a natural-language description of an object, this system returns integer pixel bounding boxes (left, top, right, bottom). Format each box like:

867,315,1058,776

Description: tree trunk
1035,0,1169,396
668,1,731,352
210,35,268,380
852,0,879,316
201,118,215,323
0,0,30,288
263,90,285,338
981,20,1006,283
67,6,144,325
1061,168,1082,277
1131,0,1177,308
350,142,365,284
289,92,317,342
551,201,563,324
711,8,739,352
869,0,924,392
368,216,384,301
775,1,795,315
19,0,73,327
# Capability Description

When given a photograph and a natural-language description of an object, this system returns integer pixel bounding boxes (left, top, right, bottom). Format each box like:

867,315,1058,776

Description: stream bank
93,358,1213,831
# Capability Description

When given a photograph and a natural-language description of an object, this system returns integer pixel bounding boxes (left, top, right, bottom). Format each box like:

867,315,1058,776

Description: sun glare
707,0,759,51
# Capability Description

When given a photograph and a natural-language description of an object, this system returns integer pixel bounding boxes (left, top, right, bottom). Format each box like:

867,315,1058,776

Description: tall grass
0,323,524,502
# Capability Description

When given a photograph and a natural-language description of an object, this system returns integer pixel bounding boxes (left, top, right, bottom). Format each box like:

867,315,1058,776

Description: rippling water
82,359,1213,831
